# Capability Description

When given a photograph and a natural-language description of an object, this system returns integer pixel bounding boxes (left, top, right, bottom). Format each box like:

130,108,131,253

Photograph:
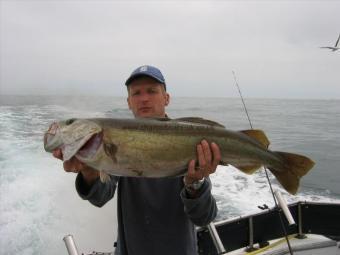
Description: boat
63,200,340,255
197,201,340,255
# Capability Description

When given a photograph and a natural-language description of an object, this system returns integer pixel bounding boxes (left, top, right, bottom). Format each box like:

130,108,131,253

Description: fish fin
220,160,262,174
99,171,111,183
269,151,315,195
233,164,262,174
175,117,225,128
240,129,270,149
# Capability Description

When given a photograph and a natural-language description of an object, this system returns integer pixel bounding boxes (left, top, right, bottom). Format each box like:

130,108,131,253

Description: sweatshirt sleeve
75,173,119,207
180,178,218,227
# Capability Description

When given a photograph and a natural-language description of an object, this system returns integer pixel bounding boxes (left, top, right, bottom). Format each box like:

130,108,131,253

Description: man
53,65,220,255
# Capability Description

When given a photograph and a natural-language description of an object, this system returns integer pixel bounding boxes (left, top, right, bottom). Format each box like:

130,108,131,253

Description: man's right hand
53,148,100,186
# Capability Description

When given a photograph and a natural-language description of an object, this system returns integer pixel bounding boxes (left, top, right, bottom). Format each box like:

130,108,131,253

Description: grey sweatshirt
76,174,217,255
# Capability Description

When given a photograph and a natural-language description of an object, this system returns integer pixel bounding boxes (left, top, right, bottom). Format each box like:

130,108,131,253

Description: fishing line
232,71,294,255
232,71,253,129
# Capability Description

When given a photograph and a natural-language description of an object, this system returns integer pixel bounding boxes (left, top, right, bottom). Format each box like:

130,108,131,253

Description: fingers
52,148,63,160
63,157,85,173
197,140,220,176
210,142,221,172
184,159,202,184
187,159,196,179
197,144,209,178
185,140,221,183
62,156,99,184
52,149,98,183
52,148,84,173
200,140,212,166
197,140,211,177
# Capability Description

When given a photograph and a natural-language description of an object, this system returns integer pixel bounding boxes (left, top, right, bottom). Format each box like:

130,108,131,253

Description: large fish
44,117,314,194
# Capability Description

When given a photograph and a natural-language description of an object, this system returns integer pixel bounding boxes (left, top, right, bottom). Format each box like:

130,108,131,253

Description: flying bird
320,33,340,51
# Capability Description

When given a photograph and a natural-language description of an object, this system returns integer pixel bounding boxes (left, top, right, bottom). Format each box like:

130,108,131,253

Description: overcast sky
0,0,339,98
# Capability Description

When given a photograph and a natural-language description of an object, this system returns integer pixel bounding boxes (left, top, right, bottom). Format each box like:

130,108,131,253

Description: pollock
44,117,315,194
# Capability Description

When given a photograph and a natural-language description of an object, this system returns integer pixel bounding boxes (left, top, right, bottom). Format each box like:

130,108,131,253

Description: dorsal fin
240,129,270,148
175,117,225,128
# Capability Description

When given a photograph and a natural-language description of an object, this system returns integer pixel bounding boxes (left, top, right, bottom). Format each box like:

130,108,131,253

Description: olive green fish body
44,118,315,194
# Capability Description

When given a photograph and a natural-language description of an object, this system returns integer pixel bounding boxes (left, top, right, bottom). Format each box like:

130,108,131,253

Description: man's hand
53,148,100,186
184,140,221,186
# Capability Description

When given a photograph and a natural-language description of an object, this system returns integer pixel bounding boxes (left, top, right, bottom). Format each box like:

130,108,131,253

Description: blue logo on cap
140,66,148,72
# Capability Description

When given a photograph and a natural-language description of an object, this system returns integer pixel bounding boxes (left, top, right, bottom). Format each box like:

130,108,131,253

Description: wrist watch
183,177,205,192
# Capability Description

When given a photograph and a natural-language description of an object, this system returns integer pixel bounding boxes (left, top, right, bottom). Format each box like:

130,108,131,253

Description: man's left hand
184,140,221,185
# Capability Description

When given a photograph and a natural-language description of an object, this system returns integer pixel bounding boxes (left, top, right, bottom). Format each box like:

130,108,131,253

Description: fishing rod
232,71,294,255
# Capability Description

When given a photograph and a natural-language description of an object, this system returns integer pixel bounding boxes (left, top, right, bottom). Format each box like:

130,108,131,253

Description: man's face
127,77,170,118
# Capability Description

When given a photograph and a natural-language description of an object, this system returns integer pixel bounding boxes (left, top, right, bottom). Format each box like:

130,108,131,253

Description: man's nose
139,92,150,102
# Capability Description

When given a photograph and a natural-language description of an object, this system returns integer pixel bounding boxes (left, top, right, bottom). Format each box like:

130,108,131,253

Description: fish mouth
75,132,103,159
44,133,54,150
44,122,61,151
45,130,103,161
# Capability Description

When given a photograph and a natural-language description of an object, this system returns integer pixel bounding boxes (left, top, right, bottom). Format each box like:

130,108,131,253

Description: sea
0,95,339,255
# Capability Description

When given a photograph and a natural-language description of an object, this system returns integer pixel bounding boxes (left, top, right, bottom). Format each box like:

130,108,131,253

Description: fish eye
65,118,77,125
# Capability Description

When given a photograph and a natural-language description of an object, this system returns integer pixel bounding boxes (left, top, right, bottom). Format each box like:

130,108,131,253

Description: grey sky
0,0,339,98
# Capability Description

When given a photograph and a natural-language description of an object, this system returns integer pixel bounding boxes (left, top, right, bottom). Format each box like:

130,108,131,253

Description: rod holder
207,222,226,254
63,234,80,255
245,217,257,252
296,203,307,239
274,190,296,225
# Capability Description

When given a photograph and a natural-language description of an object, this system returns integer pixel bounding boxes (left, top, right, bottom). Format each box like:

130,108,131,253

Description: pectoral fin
233,163,263,174
220,160,262,174
99,171,111,183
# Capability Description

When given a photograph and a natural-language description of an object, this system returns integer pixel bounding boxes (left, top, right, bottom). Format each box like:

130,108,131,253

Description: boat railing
63,200,340,255
197,200,340,254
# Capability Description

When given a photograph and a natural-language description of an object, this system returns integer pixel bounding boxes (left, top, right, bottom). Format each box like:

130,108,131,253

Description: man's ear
127,97,132,109
165,93,170,106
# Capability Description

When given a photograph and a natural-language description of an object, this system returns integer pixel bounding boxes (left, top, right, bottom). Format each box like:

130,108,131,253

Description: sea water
0,95,339,254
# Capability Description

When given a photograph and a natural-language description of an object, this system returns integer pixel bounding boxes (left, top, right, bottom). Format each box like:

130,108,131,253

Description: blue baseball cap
125,65,166,90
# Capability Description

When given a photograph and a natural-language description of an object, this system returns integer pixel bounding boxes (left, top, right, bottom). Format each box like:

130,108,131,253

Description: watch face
192,184,200,189
183,177,205,191
191,178,205,190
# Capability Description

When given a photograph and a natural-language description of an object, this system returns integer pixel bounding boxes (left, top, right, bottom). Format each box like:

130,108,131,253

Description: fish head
44,118,103,161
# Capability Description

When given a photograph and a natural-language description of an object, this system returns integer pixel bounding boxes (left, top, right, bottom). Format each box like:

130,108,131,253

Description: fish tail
268,151,315,195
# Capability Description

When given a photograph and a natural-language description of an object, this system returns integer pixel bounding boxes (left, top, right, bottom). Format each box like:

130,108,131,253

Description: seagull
320,33,340,51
